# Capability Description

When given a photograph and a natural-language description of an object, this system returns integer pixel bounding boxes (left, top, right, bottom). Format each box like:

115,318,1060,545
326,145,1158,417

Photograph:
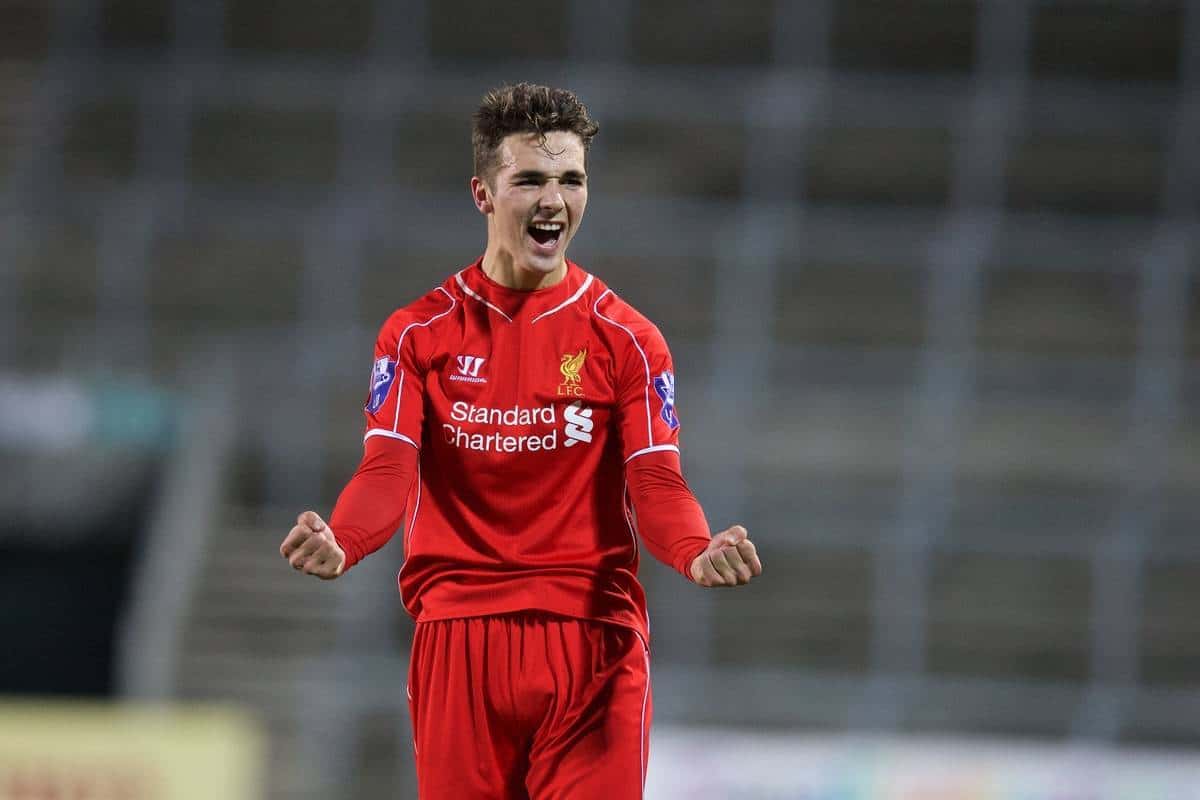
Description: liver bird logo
560,348,587,385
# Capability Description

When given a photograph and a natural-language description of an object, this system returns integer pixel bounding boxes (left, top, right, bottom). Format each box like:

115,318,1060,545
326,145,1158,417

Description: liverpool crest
557,348,587,397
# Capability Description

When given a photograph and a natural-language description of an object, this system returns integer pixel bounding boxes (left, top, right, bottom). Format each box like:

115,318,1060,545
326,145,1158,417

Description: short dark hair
472,82,599,183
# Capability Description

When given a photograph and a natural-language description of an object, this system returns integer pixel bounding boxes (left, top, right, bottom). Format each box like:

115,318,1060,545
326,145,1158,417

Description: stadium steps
174,510,337,800
175,507,415,800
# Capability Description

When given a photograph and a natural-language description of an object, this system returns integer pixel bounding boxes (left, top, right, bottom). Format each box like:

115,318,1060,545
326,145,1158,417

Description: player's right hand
280,511,345,580
689,525,763,588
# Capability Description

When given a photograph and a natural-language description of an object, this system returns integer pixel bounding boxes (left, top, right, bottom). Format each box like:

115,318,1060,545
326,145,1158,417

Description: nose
538,183,565,213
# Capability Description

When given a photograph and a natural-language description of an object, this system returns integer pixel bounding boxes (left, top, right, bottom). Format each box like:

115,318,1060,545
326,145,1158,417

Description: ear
470,176,493,215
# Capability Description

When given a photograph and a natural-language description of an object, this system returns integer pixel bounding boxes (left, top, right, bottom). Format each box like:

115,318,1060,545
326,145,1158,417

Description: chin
523,250,566,274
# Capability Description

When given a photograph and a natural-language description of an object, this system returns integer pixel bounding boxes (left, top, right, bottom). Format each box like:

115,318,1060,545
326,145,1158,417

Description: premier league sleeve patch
653,370,679,430
366,356,396,413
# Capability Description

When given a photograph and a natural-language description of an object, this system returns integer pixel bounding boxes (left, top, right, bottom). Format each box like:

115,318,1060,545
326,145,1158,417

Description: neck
481,248,566,291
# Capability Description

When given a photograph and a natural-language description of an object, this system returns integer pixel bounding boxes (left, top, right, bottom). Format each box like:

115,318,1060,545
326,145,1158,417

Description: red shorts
407,612,652,800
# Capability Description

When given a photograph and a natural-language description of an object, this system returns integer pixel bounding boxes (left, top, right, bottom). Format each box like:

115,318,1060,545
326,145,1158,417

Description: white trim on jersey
593,289,654,449
530,273,594,324
364,428,419,448
624,443,680,463
456,270,513,322
398,459,422,617
391,287,457,433
621,481,640,557
391,369,406,431
636,633,651,793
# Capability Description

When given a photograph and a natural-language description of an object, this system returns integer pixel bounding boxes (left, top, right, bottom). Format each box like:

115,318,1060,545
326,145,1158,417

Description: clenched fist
689,525,762,588
280,510,346,580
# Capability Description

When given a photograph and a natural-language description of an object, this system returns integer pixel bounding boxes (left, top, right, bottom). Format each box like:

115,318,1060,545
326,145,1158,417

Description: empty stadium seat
904,680,1080,738
429,0,568,62
600,117,745,198
1031,0,1183,83
0,1,53,64
715,545,873,671
805,126,955,207
977,267,1140,356
832,0,978,74
926,551,1092,681
225,0,373,58
189,105,341,184
947,476,1120,552
1005,131,1166,215
958,393,1128,486
1140,560,1200,686
19,222,100,319
1122,690,1200,747
101,0,172,51
148,230,303,322
631,0,774,67
392,112,470,192
592,254,718,340
774,263,928,347
61,95,140,183
361,241,479,322
1187,279,1200,359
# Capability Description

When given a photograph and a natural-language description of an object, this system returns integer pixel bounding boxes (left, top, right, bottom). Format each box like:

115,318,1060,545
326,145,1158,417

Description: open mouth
527,221,564,252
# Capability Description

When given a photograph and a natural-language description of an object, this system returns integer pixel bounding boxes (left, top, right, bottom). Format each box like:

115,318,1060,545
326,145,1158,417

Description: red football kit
328,258,713,799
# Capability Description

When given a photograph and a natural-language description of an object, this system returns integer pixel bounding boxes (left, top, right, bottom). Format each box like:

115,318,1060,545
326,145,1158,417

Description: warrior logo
450,354,487,384
557,348,587,397
653,370,679,429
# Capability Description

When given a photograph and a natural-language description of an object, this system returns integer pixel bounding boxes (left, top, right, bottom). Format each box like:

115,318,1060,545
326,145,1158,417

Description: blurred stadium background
2,0,1199,797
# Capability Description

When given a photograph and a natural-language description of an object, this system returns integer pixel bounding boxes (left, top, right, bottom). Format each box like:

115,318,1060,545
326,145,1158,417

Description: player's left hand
279,510,345,580
689,525,762,588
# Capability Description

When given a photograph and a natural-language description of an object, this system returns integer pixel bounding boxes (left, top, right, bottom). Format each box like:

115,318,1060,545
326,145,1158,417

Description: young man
279,83,762,799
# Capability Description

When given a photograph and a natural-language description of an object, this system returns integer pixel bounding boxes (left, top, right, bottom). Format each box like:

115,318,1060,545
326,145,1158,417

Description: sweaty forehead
496,131,585,173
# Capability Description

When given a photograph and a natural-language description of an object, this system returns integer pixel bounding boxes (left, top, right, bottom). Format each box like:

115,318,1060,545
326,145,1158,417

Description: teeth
531,222,563,231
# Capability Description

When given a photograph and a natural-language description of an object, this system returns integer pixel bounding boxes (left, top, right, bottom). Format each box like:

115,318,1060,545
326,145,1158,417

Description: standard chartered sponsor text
444,401,560,453
450,401,556,426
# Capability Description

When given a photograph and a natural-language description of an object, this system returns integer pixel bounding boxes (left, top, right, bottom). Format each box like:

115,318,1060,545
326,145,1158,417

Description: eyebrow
512,169,587,181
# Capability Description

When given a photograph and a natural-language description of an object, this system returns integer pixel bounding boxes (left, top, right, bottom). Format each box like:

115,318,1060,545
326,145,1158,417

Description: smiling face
471,131,588,290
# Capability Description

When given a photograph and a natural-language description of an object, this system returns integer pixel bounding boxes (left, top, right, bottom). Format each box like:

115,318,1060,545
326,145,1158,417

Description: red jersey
341,258,705,643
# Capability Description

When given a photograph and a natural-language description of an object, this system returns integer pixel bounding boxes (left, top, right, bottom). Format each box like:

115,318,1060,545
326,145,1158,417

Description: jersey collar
456,258,594,324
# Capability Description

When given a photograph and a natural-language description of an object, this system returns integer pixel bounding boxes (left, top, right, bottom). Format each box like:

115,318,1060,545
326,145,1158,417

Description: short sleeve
362,315,425,450
614,322,682,463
